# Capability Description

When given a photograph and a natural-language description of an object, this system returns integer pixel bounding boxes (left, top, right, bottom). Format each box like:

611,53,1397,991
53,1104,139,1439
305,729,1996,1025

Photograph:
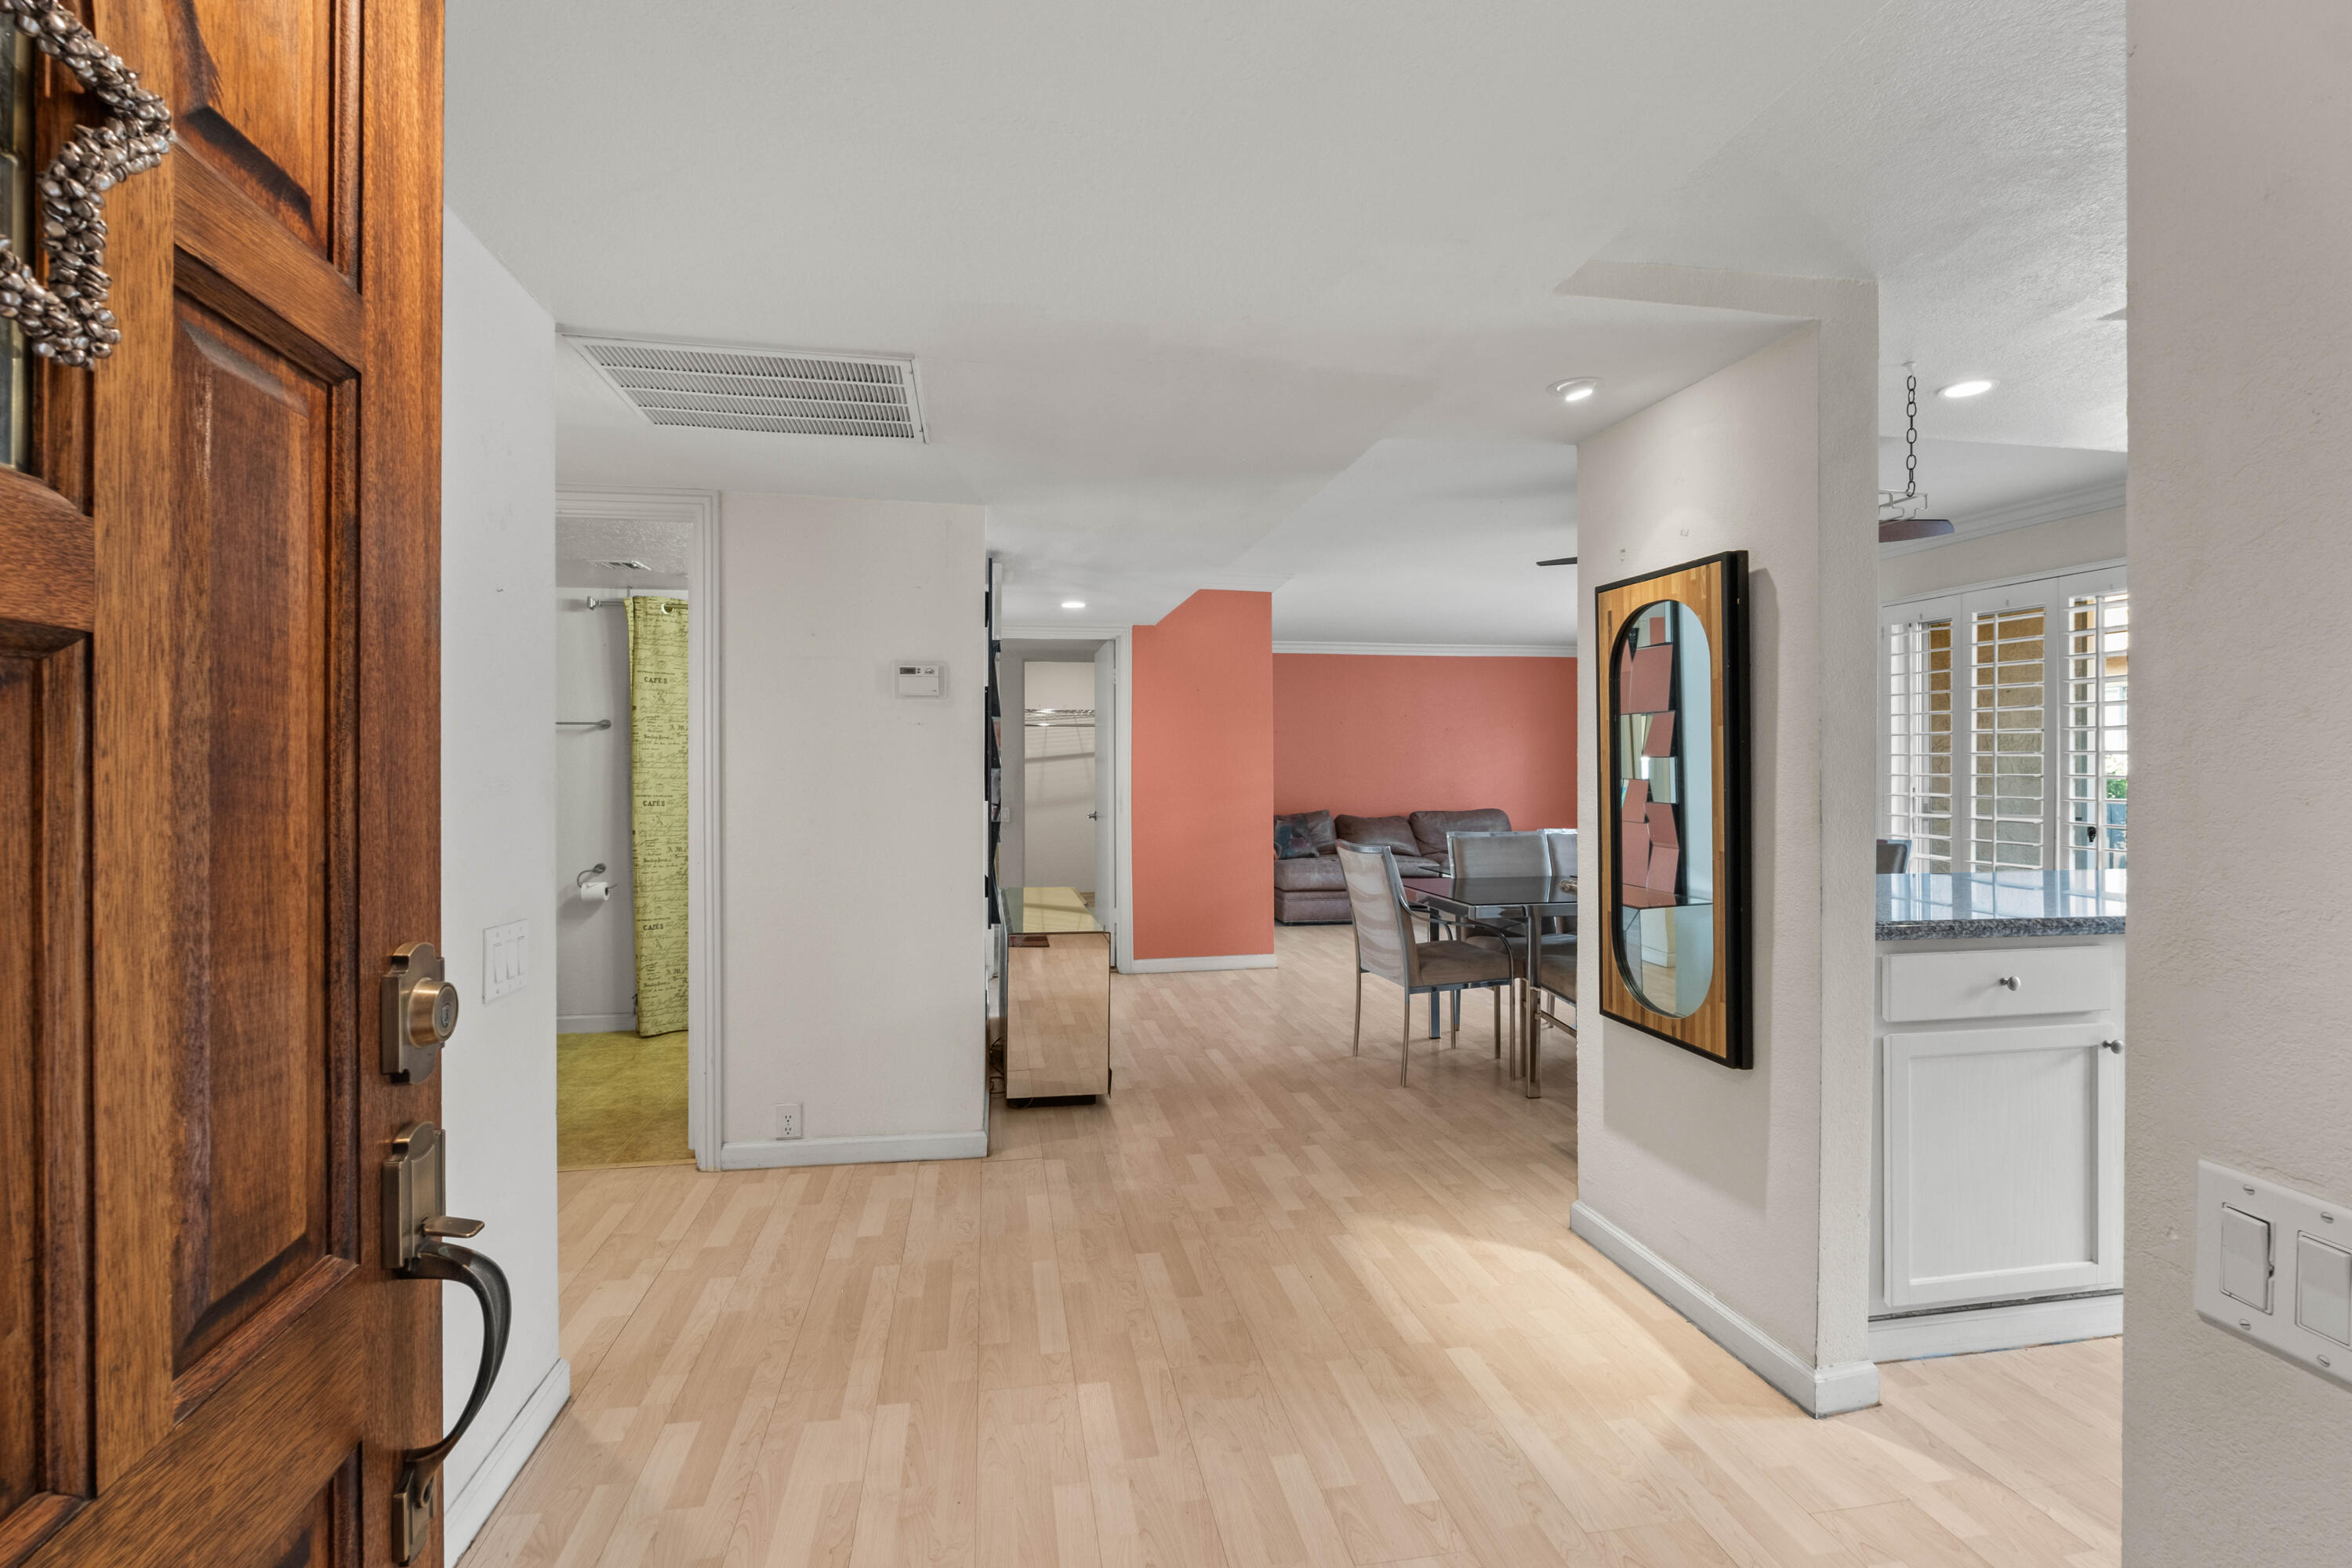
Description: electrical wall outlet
773,1102,803,1141
484,920,528,1002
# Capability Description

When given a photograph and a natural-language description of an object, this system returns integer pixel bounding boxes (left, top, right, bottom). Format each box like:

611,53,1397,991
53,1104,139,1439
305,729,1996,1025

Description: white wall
554,588,635,1030
1877,505,2125,603
1020,660,1097,891
717,494,989,1164
437,214,567,1555
1566,263,1880,1414
2126,4,2352,1561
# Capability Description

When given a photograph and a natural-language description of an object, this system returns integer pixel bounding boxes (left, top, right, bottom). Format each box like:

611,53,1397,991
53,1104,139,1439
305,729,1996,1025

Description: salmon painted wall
1131,590,1274,961
1272,654,1578,827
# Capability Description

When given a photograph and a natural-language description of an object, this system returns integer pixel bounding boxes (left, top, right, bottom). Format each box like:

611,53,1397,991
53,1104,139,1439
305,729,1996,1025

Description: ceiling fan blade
1535,556,1578,566
1877,517,1955,543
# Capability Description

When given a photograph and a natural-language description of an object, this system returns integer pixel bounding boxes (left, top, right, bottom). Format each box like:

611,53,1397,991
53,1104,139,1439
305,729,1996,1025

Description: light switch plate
484,920,528,1002
2197,1160,2352,1389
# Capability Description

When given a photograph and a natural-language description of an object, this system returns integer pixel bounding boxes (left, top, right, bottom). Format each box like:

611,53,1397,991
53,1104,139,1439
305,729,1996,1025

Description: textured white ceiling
452,0,2125,646
1602,0,2127,451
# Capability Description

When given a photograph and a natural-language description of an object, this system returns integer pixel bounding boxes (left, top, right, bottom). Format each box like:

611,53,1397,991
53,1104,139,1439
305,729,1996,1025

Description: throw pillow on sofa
1334,813,1419,856
1274,809,1335,859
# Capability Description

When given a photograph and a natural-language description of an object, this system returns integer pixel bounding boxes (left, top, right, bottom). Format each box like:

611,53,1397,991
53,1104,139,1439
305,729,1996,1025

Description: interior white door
1093,640,1116,928
1882,1022,2125,1308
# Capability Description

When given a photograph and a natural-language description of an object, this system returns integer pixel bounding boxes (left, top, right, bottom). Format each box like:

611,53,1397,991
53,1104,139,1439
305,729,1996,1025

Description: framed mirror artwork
1594,551,1753,1067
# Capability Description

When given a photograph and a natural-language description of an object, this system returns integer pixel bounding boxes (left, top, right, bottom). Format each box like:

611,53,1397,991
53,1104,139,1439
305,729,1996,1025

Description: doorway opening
554,503,704,1170
998,638,1118,920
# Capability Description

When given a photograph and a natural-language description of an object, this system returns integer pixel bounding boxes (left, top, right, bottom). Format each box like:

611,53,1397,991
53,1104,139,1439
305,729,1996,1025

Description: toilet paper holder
575,863,607,889
575,864,611,902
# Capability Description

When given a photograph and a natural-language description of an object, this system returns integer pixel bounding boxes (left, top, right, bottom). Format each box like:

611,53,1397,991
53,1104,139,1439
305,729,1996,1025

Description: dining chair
1444,829,1576,1073
1531,942,1577,1054
1544,829,1577,881
1337,842,1515,1085
1877,838,1912,874
1448,829,1550,878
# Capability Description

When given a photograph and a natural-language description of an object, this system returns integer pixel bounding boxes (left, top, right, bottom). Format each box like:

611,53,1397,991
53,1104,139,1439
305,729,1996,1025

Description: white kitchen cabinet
1871,931,2126,1353
1882,1020,2123,1308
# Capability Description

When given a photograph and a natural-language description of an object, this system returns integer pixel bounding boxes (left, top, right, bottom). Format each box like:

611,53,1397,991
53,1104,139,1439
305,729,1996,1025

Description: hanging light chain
1904,372,1919,502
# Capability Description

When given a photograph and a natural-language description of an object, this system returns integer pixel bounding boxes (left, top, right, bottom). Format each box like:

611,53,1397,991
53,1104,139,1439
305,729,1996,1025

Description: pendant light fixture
1879,372,1955,543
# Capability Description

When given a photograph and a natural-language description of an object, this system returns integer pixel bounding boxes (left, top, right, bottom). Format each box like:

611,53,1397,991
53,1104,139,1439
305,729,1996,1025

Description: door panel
168,0,354,266
0,630,90,1566
168,299,354,1392
257,1452,359,1568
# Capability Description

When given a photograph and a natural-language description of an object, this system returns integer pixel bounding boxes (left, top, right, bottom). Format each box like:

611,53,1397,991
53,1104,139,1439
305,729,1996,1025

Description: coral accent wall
1131,590,1274,961
1272,654,1577,827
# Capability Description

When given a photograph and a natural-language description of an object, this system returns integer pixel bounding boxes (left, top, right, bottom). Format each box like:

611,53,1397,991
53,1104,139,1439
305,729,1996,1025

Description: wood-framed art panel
1593,551,1752,1067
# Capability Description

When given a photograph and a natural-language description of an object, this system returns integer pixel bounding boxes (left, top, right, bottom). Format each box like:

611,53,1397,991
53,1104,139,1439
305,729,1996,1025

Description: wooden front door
2,2,449,1566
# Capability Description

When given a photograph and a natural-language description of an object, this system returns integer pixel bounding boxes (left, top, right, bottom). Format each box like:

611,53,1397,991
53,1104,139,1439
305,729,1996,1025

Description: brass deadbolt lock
382,941,459,1083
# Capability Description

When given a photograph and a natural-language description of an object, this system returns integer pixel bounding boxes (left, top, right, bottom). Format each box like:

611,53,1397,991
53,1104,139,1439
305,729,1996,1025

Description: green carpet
557,1029,693,1171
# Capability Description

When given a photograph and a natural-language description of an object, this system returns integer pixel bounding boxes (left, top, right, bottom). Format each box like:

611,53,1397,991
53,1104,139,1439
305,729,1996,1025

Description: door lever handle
391,1239,511,1564
382,1124,512,1563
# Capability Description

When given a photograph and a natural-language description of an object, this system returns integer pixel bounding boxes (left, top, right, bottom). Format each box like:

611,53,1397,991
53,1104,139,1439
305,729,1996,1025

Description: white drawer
1882,945,2115,1022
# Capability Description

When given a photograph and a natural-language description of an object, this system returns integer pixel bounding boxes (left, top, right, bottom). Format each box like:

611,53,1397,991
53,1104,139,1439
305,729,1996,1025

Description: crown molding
1272,641,1577,658
1878,477,2125,558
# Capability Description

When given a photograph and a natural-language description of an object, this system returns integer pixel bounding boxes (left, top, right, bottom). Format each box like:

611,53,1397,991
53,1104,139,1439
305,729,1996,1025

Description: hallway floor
466,925,2120,1568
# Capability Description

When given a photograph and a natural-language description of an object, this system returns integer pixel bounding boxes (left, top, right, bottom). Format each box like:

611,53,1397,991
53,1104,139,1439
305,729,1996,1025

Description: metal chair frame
1338,842,1515,1085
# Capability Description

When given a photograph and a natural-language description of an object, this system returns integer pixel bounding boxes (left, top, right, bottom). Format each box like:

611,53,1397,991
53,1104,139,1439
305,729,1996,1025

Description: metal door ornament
0,0,174,365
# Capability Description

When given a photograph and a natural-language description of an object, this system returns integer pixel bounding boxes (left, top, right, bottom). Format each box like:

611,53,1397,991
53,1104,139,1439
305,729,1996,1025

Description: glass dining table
1403,874,1577,1098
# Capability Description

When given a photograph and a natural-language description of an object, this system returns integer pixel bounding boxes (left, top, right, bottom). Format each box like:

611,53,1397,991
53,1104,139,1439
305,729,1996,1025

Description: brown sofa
1273,808,1512,923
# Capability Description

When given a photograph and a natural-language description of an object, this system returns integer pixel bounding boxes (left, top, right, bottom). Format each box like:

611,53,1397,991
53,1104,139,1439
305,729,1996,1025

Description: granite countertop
1876,869,2126,941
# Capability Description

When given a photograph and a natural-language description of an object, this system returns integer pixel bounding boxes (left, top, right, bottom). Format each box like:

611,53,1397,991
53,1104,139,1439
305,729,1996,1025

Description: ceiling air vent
566,336,925,441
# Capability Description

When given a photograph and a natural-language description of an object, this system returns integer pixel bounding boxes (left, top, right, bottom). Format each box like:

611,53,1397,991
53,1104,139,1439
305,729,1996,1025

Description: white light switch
484,920,528,1002
2221,1205,2274,1312
2297,1234,2352,1347
2198,1160,2352,1391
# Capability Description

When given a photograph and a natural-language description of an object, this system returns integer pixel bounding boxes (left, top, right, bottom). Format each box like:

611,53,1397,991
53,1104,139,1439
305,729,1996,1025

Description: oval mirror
1611,599,1715,1017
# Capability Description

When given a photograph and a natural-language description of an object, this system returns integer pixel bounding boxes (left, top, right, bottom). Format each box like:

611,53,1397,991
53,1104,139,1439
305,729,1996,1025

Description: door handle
383,1123,511,1564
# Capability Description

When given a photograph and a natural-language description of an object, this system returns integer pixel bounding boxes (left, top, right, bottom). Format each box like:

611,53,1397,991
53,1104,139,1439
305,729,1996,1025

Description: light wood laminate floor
463,924,2120,1568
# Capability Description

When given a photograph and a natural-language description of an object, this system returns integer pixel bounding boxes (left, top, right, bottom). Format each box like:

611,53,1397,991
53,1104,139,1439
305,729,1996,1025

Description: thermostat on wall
895,662,943,697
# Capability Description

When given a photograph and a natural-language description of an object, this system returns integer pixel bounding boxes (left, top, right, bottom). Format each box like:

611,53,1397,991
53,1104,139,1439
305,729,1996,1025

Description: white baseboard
558,1011,636,1033
716,1129,989,1170
1570,1202,1880,1417
1122,953,1278,974
447,1356,571,1564
1868,1292,2122,1363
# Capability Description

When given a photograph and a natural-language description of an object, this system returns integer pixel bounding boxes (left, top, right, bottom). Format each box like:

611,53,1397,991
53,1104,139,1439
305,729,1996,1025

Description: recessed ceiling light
1551,377,1601,404
1061,600,1086,610
1938,379,1996,399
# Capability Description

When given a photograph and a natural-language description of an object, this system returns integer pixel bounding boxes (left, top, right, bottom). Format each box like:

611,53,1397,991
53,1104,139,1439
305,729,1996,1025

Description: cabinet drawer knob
2102,1039,2124,1054
1997,975,2021,991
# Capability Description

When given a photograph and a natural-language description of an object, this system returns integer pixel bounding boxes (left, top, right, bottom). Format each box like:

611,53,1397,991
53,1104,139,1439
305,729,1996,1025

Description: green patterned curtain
627,596,689,1036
